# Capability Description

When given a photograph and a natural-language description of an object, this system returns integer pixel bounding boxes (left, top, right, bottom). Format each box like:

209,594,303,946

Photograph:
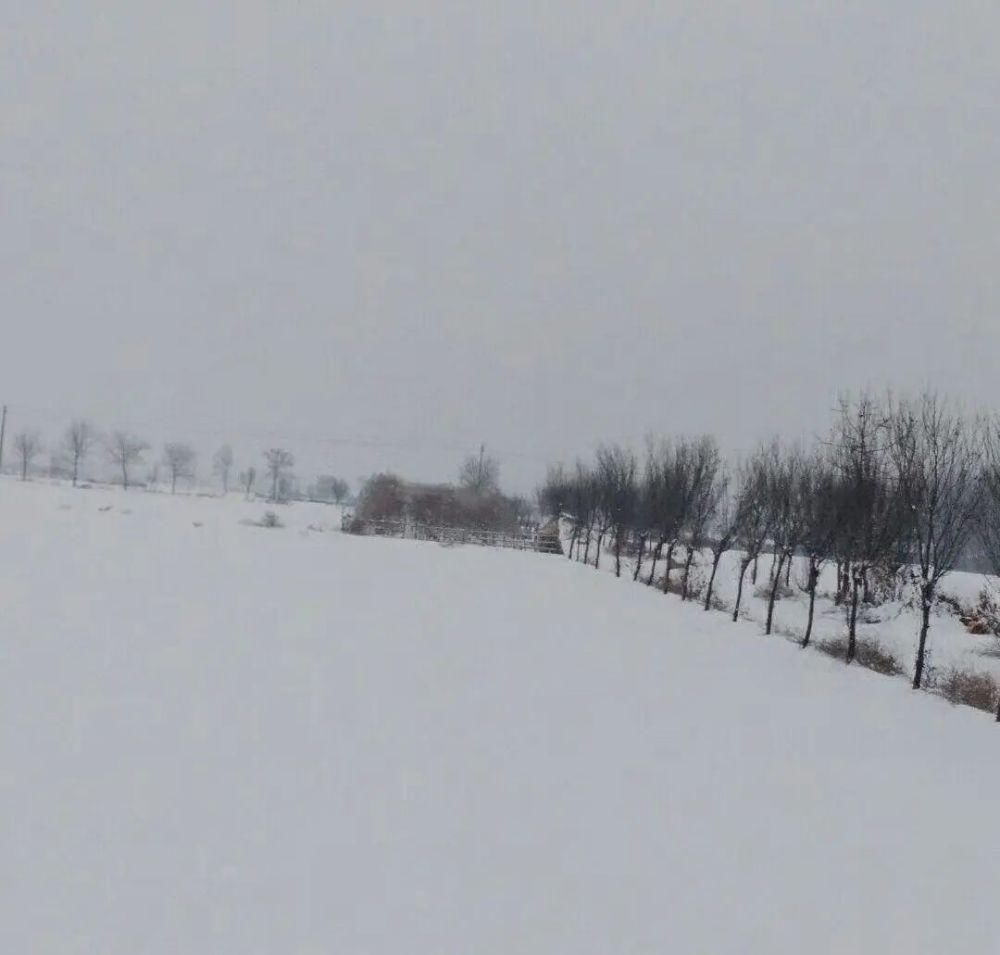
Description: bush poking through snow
933,668,1000,713
815,637,904,676
258,511,283,528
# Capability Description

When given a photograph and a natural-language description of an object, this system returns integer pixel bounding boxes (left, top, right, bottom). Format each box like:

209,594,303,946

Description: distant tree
14,430,42,481
163,442,196,494
538,463,571,522
240,466,256,500
330,476,350,505
458,445,500,496
888,393,982,690
106,431,149,491
213,445,234,494
313,475,350,504
263,448,295,502
356,472,406,522
64,419,96,487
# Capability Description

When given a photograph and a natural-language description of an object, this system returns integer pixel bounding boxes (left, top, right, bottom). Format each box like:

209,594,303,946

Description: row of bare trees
4,419,306,503
542,392,1000,718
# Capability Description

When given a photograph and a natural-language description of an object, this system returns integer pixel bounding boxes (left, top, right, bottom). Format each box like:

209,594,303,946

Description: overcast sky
3,2,998,491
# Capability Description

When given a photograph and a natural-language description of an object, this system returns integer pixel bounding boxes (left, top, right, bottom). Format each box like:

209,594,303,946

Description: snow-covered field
3,478,999,953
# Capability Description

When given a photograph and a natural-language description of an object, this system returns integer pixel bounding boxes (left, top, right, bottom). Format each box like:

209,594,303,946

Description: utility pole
0,404,7,474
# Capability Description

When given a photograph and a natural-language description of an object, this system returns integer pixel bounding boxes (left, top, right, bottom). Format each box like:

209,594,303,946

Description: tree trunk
681,545,696,600
785,555,792,586
614,531,622,578
751,554,759,585
768,549,779,582
582,527,592,566
802,560,819,648
847,572,861,663
594,530,604,569
72,454,79,487
704,550,723,611
765,552,787,635
913,586,932,690
662,541,677,594
567,527,578,561
633,535,645,581
121,460,129,491
646,540,663,586
733,557,751,622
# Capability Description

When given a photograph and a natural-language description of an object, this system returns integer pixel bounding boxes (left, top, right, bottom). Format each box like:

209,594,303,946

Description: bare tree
703,466,740,611
796,452,840,648
330,477,350,505
763,444,808,636
14,430,42,481
595,445,638,578
240,466,256,500
106,432,149,491
680,438,722,601
731,449,772,622
163,442,197,494
831,395,905,663
538,464,570,523
644,438,696,591
458,445,500,496
565,461,598,564
213,444,234,494
64,419,96,487
888,393,982,690
263,448,295,502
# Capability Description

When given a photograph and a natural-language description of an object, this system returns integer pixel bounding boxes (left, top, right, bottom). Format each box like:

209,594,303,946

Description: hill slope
2,479,998,953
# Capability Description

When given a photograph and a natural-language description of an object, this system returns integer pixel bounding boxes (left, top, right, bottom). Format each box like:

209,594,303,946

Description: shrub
259,510,283,528
815,636,904,676
934,668,1000,713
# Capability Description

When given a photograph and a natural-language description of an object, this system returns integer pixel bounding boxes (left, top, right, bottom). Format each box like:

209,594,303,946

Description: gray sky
3,1,998,492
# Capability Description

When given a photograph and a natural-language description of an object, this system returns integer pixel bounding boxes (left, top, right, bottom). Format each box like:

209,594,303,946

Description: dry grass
933,668,1000,714
814,637,905,677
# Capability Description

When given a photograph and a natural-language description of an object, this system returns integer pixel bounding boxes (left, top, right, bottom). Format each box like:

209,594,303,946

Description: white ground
3,478,999,953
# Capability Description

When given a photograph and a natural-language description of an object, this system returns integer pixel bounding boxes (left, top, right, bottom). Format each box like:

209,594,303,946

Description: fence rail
345,517,562,554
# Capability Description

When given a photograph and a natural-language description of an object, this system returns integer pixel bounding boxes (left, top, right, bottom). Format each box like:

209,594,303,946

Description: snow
2,478,999,953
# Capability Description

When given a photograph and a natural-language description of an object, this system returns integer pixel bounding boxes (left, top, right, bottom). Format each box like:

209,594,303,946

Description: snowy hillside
2,478,999,953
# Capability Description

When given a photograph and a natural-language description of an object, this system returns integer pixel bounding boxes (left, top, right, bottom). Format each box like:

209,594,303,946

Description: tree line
2,418,351,505
540,392,1000,719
